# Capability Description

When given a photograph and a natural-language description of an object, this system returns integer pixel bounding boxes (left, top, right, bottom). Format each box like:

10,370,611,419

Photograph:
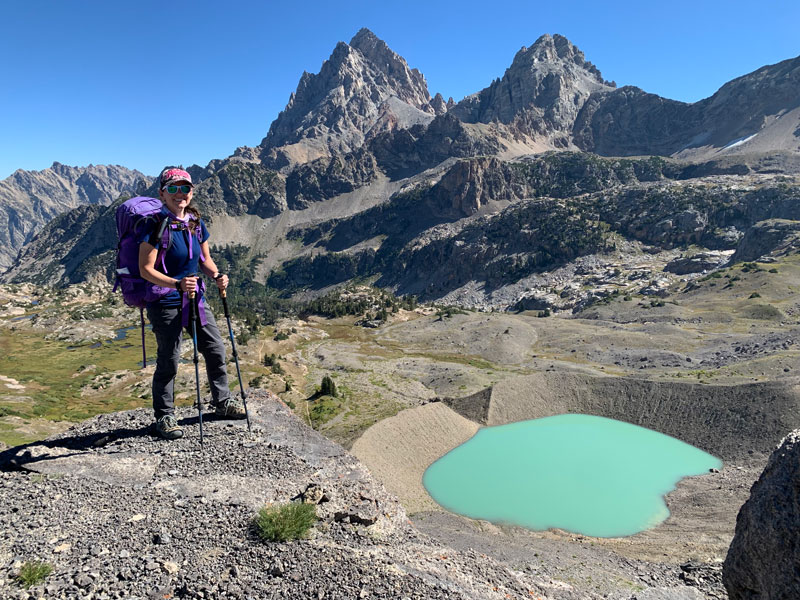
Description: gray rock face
723,429,800,599
573,87,700,156
259,28,437,169
368,113,502,180
576,54,800,159
2,203,118,285
664,251,732,274
286,147,378,209
452,34,615,142
194,161,287,218
0,391,566,600
729,218,800,264
0,163,149,271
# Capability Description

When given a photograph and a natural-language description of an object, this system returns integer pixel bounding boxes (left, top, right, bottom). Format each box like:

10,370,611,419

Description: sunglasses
163,184,192,194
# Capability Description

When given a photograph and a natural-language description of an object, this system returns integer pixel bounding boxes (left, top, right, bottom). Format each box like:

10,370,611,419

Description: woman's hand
180,276,199,294
214,273,228,291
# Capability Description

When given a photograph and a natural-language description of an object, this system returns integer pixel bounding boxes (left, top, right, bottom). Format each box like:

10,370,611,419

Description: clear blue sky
1,0,798,180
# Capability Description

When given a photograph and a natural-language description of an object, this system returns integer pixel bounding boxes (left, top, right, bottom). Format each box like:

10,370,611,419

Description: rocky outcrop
723,429,800,599
368,113,502,180
0,392,569,600
194,162,287,218
2,203,117,286
268,156,800,299
664,251,732,274
285,147,378,209
573,87,700,156
593,183,800,251
728,218,800,264
0,163,148,271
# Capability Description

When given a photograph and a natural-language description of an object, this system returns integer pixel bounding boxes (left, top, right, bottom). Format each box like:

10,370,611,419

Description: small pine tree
320,375,337,397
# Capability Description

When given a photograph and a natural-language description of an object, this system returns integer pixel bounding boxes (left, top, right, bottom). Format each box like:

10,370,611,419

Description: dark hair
185,205,201,233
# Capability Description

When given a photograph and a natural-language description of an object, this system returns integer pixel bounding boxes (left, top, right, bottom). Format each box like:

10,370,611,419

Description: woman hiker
138,167,246,440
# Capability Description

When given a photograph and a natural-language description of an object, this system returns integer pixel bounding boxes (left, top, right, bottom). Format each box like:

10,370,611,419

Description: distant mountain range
0,163,149,270
2,29,799,308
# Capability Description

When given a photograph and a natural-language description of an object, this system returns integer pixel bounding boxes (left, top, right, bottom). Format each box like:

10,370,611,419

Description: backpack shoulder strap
154,216,172,274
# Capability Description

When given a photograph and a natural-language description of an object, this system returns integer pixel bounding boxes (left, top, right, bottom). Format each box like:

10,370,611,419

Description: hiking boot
155,415,184,440
213,397,247,419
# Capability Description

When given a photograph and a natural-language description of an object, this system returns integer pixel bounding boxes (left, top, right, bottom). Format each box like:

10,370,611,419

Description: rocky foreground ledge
0,390,770,600
1,391,591,600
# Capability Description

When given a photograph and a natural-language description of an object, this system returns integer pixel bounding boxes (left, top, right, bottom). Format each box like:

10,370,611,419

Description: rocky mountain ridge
256,28,443,171
0,163,149,272
3,30,800,306
451,34,615,148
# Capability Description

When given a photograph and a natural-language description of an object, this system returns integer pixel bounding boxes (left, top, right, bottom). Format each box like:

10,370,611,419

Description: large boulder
664,250,731,275
729,218,800,264
723,429,800,599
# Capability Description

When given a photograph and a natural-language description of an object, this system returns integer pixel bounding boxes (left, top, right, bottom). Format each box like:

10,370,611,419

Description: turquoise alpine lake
422,414,722,538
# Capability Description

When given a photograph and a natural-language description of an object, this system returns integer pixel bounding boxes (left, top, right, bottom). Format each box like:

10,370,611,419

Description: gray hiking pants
146,302,231,420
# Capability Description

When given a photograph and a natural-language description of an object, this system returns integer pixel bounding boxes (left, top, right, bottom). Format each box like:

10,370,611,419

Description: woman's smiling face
160,181,193,216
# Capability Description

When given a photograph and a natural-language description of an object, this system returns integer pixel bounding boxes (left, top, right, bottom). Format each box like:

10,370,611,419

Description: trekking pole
140,307,147,368
218,285,251,432
189,289,204,449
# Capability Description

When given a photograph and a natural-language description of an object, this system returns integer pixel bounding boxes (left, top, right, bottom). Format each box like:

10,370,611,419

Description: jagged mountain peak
512,33,609,85
349,27,384,54
349,28,424,79
258,29,435,169
449,33,615,143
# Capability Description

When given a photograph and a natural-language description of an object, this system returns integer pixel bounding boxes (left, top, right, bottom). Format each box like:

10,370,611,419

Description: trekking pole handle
218,286,231,318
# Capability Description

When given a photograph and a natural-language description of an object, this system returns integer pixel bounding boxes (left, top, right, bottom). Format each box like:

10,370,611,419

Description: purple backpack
113,196,171,367
114,197,166,307
113,196,206,367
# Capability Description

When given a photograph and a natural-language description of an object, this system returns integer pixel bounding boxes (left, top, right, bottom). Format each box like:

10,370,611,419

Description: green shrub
253,502,317,542
16,561,52,588
274,331,289,341
749,292,761,299
699,271,723,281
769,268,779,273
309,395,341,426
271,363,285,375
320,375,337,397
249,375,267,388
435,306,467,320
740,262,765,273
